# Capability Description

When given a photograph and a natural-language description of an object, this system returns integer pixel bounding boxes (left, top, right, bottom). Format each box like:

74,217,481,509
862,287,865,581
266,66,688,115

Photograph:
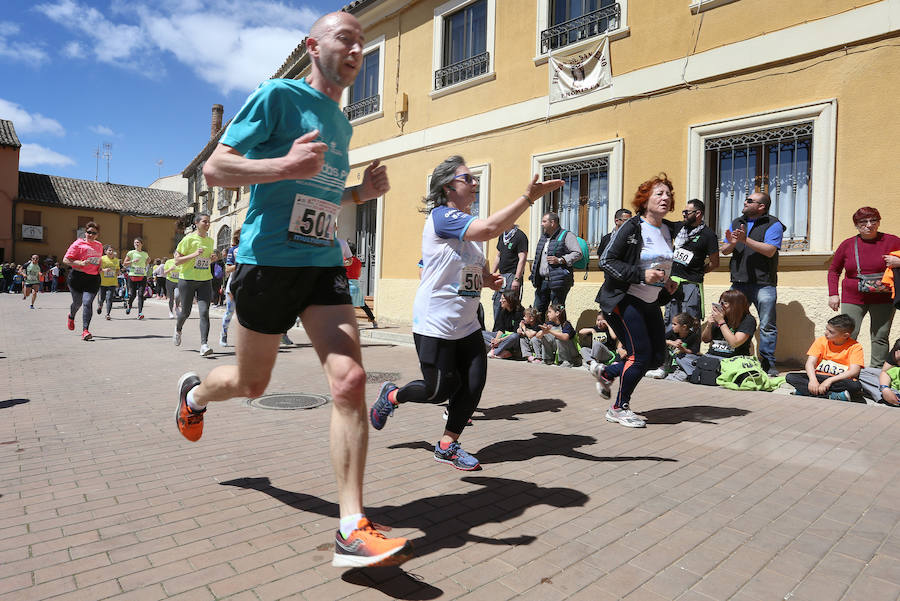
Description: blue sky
0,0,341,187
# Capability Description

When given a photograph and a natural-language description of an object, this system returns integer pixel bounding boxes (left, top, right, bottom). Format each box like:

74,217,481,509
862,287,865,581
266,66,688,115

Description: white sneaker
606,407,646,428
644,368,666,379
200,344,212,357
219,333,228,347
169,311,175,319
281,333,293,346
173,330,182,346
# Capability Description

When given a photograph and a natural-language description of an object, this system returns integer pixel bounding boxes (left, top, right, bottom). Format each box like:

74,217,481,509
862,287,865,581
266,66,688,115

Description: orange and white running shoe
175,372,204,442
332,518,413,568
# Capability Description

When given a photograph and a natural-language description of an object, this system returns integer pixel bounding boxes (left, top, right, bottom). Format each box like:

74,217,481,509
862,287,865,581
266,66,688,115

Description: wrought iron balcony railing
540,3,620,54
343,95,380,121
434,52,489,90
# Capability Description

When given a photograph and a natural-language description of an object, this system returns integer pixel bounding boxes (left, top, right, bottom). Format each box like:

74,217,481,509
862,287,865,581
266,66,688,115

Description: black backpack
687,355,721,386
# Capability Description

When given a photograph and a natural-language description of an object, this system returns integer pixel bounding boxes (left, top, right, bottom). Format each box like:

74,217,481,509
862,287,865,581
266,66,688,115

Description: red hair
852,206,880,224
632,173,675,215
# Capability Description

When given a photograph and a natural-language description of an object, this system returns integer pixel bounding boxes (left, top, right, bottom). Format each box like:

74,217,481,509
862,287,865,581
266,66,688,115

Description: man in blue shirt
721,191,785,376
171,11,412,569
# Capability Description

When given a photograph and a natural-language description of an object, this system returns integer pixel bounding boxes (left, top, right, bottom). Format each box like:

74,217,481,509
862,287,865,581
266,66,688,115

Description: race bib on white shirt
816,359,847,376
193,257,210,270
458,265,483,297
288,193,339,246
673,247,694,266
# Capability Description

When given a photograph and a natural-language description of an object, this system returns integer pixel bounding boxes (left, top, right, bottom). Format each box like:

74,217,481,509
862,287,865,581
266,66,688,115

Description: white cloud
34,1,319,93
0,21,49,65
19,143,76,168
0,98,65,136
62,41,85,58
89,125,117,137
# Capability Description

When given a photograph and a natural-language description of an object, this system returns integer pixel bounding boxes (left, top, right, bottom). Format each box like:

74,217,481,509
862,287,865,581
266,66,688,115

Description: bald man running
172,11,411,568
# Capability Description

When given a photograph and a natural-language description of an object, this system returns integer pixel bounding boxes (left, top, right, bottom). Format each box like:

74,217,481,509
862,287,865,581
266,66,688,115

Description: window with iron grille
541,158,609,253
705,122,812,251
435,0,488,89
344,49,380,121
542,0,619,53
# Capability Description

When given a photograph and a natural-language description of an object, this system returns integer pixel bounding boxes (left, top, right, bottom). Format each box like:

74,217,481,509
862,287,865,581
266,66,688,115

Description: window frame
430,0,496,98
686,99,836,256
341,35,385,125
533,0,629,64
529,138,624,260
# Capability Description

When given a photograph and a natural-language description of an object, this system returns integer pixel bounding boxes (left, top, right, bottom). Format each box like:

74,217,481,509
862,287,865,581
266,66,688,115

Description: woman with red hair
827,207,900,367
593,174,678,428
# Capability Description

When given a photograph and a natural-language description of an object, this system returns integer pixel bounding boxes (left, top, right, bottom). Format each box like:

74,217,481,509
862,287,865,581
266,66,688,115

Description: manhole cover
367,371,401,383
250,393,328,410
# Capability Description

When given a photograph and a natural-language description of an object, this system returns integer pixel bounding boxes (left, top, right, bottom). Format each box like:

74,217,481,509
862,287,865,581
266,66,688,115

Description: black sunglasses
86,230,98,235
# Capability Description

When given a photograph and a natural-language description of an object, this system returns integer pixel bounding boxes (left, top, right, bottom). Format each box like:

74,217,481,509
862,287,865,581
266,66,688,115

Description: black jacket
595,216,675,313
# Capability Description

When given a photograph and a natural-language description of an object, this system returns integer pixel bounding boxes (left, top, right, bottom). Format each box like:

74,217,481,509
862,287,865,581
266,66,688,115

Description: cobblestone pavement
3,292,900,601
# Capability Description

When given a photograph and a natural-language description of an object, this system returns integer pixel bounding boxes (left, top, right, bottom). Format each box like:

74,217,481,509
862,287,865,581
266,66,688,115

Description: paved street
3,291,900,601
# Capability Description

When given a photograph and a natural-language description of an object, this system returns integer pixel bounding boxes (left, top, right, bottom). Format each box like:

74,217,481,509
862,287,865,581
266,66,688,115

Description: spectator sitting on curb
578,312,620,370
519,306,543,363
535,303,580,367
483,292,524,359
650,312,700,380
785,314,864,402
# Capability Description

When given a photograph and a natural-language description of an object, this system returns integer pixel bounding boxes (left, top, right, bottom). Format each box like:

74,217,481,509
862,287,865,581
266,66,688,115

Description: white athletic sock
186,388,205,412
339,513,365,539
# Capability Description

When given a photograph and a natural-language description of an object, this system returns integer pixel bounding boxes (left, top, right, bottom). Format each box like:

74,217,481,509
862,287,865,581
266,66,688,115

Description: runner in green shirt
123,238,150,319
173,213,215,356
22,255,41,309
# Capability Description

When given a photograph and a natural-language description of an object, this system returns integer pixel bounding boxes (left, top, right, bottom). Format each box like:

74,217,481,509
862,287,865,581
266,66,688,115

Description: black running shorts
230,264,352,335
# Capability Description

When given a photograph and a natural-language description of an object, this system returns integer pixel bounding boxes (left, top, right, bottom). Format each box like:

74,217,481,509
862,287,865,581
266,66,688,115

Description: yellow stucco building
332,0,900,365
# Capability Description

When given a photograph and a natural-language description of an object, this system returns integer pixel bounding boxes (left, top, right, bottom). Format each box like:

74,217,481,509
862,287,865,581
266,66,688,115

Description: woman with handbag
827,207,900,367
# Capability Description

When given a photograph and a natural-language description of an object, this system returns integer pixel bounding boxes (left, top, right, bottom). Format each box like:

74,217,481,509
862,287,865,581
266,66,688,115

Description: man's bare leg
300,304,366,518
191,319,281,405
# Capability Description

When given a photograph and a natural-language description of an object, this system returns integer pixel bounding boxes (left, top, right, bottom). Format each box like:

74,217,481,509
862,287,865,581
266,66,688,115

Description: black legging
127,277,146,314
785,372,863,397
394,330,487,435
602,294,667,410
68,270,100,331
98,285,117,316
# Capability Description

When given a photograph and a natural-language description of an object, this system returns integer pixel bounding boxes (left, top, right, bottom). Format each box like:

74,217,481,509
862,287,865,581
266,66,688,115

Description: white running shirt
412,205,485,340
626,218,674,303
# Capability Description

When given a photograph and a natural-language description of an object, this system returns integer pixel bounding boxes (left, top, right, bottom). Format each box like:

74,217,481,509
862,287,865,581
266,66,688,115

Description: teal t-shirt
221,78,352,268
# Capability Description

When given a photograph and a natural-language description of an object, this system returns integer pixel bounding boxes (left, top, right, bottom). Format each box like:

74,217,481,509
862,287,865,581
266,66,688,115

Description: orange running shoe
332,518,413,568
175,372,204,442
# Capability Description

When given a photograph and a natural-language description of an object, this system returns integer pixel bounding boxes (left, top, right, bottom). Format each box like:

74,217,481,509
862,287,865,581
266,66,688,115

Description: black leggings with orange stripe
602,295,667,410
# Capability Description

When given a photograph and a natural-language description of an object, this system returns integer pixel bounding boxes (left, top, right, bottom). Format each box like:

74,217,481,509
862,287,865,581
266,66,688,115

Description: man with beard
664,198,719,325
721,191,785,376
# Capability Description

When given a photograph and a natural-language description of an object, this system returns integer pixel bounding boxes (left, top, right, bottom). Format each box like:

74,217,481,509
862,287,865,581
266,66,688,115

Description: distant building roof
17,171,187,218
0,120,21,149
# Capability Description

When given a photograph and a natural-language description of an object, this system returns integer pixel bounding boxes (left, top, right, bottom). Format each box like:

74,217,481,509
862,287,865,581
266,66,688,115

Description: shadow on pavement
220,475,588,598
341,567,442,600
640,405,751,425
468,397,567,421
0,398,29,409
389,433,676,465
475,432,678,465
91,334,171,341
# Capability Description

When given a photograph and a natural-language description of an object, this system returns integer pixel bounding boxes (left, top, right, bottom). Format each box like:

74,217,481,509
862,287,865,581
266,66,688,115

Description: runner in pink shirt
63,221,103,340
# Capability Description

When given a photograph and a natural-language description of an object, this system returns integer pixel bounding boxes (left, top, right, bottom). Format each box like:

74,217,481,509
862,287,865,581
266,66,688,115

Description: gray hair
195,212,210,224
421,155,466,214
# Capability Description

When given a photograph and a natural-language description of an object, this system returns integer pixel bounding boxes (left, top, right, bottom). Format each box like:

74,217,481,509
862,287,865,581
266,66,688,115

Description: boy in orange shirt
785,314,864,401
